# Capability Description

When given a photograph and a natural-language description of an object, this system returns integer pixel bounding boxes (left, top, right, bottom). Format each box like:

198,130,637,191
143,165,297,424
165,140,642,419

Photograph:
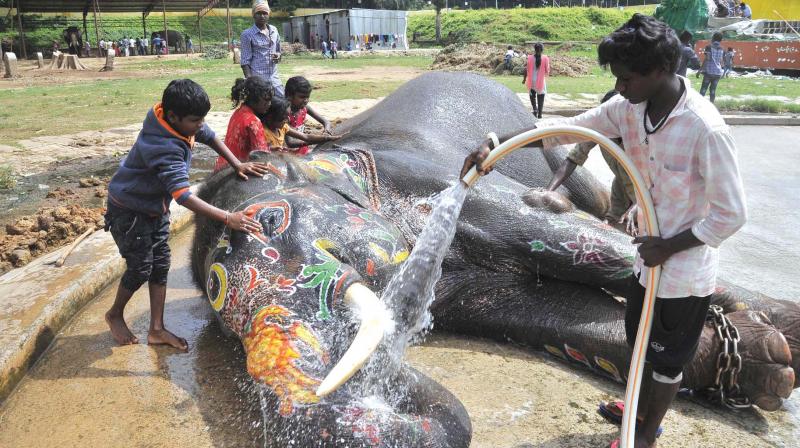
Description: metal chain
701,305,752,409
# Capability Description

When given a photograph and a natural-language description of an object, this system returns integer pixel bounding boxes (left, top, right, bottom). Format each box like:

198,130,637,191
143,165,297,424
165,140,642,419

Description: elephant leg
432,271,796,411
712,280,800,387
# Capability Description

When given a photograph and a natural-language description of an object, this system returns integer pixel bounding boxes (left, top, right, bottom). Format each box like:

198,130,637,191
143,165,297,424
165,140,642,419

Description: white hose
462,125,661,448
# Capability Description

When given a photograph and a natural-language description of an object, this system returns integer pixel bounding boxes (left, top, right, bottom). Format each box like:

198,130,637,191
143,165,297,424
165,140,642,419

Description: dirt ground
432,43,594,77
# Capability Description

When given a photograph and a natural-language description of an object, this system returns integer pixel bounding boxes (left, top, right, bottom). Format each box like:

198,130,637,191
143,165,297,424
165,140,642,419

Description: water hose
461,125,661,448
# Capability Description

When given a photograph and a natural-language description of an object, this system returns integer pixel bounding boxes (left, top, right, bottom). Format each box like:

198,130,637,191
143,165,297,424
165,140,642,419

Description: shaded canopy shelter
7,0,233,58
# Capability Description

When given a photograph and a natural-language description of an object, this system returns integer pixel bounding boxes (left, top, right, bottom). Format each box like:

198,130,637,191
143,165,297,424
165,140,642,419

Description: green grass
0,165,16,190
0,55,433,143
715,99,800,114
408,6,657,45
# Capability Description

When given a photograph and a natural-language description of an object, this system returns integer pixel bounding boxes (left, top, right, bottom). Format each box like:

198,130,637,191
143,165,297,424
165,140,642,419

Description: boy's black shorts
624,275,711,381
105,203,171,292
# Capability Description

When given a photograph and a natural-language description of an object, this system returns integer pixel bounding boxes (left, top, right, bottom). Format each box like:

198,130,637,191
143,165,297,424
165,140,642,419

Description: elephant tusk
316,282,393,397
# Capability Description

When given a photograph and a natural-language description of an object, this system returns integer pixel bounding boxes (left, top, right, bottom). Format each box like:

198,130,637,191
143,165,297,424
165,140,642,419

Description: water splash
361,182,469,395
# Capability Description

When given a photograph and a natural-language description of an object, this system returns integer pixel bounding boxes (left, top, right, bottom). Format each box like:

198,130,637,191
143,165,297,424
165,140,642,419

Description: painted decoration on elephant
207,262,229,312
564,343,593,369
244,200,292,244
528,231,635,280
328,203,409,269
594,356,623,382
243,304,328,416
297,238,349,320
309,153,369,195
544,344,568,361
334,405,434,447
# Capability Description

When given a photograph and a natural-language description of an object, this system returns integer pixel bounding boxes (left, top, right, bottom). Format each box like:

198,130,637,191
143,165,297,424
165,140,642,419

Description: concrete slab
0,192,195,403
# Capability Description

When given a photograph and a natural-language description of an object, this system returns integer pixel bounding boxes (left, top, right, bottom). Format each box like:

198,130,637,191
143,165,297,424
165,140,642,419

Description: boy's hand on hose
235,162,271,180
225,211,263,233
460,138,494,180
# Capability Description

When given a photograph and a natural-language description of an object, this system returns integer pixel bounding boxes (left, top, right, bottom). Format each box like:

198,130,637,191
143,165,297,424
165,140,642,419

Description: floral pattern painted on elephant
309,153,369,196
243,304,328,416
326,203,410,276
297,238,350,320
528,231,634,279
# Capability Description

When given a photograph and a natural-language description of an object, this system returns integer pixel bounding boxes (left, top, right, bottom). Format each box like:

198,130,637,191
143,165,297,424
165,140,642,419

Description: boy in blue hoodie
105,79,269,351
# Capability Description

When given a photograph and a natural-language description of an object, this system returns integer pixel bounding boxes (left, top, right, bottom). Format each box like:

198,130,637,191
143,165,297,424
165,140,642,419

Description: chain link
701,305,752,409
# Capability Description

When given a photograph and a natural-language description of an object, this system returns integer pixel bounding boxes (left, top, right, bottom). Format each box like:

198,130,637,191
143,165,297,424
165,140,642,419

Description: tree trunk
435,7,442,44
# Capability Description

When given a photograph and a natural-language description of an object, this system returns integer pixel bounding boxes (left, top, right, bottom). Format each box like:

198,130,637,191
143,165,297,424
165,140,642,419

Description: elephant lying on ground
192,72,798,446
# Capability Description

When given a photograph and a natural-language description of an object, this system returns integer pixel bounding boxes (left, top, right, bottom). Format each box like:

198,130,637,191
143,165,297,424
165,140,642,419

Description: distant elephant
151,30,184,54
63,27,83,57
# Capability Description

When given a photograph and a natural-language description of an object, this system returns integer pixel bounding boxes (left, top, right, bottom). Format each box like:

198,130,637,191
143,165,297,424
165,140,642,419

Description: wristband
486,132,500,150
224,212,230,227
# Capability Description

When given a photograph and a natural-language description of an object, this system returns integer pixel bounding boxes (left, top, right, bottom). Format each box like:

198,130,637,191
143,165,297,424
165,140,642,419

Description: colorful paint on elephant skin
297,238,350,320
334,405,435,447
328,203,410,268
244,304,328,416
309,153,369,195
594,356,624,382
243,200,292,244
544,344,568,360
528,232,634,280
564,343,593,369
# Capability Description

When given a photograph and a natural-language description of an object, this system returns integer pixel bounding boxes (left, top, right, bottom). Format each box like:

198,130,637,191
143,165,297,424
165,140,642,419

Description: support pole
93,0,100,57
16,0,27,59
162,0,169,53
197,13,203,53
226,0,232,49
142,13,148,43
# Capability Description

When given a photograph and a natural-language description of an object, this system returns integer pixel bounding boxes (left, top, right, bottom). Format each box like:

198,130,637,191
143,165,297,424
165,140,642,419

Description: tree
431,0,445,44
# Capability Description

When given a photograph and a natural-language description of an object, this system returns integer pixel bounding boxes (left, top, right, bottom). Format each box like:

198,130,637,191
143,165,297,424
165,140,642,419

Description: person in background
240,0,284,96
740,2,752,19
723,47,735,77
504,45,518,71
522,42,551,119
676,30,700,77
700,32,725,103
330,39,338,59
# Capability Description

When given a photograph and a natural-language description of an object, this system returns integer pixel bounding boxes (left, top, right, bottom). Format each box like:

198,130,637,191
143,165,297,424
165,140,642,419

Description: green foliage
409,7,657,45
202,45,231,60
0,165,16,190
715,99,800,114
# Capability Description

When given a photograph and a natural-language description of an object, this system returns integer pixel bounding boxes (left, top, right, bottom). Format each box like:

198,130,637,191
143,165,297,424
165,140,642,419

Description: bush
0,165,16,190
202,45,230,60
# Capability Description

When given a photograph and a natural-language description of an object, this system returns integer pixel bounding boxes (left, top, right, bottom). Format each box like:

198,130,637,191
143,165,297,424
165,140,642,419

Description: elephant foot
689,310,795,411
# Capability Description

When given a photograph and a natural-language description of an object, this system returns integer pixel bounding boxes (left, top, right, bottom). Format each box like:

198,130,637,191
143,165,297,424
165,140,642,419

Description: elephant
151,30,184,54
192,72,798,446
63,27,83,57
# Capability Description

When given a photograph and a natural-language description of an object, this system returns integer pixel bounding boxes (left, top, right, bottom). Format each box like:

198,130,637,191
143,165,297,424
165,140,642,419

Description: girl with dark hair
522,42,550,118
214,77,274,171
262,97,343,153
284,76,334,155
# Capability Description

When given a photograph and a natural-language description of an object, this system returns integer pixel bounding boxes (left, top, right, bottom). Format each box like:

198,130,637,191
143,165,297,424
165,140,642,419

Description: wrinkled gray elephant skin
192,72,798,447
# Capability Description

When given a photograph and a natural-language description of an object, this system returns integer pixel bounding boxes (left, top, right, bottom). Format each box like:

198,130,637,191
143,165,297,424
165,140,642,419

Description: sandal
598,401,663,438
609,439,620,448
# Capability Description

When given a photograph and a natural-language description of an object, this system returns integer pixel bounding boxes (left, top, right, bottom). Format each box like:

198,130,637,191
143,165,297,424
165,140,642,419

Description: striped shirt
539,77,747,298
240,24,282,92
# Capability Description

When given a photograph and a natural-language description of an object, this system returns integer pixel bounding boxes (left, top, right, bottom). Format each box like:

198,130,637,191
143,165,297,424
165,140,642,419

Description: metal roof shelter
283,9,409,52
7,0,232,58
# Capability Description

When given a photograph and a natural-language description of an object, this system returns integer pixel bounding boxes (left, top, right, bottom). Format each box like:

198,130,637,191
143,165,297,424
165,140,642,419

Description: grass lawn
1,53,798,145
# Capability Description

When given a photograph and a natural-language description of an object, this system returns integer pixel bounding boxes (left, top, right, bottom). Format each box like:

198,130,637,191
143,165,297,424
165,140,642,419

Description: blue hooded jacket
108,103,215,216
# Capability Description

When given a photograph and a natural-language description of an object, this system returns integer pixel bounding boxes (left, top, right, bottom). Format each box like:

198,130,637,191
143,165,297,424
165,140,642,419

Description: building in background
283,9,409,51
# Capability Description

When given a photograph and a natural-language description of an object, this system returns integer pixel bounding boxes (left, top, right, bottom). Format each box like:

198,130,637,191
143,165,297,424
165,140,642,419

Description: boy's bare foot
148,329,189,352
105,311,139,345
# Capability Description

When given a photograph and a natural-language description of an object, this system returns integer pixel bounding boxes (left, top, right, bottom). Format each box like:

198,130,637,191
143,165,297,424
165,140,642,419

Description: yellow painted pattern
243,305,325,416
208,263,228,312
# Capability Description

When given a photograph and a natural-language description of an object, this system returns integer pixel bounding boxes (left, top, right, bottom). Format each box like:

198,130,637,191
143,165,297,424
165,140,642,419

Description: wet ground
0,125,798,447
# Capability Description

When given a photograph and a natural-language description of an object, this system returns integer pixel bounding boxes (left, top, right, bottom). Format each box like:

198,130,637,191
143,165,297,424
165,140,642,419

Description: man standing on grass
240,0,284,97
461,14,747,448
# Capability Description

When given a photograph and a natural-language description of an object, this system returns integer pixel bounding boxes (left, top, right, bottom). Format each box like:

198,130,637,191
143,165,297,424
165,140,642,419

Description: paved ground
0,126,797,447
